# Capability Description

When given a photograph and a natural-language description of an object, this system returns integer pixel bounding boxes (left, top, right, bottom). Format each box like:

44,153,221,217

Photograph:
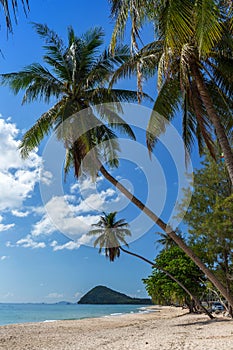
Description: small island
77,285,152,305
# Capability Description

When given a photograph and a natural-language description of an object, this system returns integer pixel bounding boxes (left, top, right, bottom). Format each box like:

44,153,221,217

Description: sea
0,303,153,326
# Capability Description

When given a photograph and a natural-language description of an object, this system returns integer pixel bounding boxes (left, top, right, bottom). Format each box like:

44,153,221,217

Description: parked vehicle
211,302,225,311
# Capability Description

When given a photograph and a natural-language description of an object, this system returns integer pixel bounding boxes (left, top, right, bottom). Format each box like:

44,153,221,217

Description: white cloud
46,292,63,299
16,235,46,249
31,206,46,215
72,176,103,194
51,240,81,251
11,209,30,217
40,170,53,185
0,118,48,212
31,184,120,241
0,215,15,232
31,213,57,237
50,234,93,251
0,256,8,261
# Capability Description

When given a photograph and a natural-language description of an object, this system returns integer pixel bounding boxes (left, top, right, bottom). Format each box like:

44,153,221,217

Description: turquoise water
0,303,151,326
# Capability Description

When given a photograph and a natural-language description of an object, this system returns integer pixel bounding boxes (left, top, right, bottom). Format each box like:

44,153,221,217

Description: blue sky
0,0,196,303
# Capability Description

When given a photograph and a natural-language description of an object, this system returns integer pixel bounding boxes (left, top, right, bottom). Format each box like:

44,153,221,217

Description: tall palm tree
1,0,29,33
89,212,213,318
1,23,233,310
1,23,140,171
109,0,233,185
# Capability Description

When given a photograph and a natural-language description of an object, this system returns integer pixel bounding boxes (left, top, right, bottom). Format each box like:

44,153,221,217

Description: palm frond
33,23,64,49
188,80,216,159
1,64,63,103
195,0,223,56
182,92,197,159
146,78,181,154
19,99,65,158
1,0,29,33
110,41,163,87
156,0,193,52
94,103,136,140
109,0,150,52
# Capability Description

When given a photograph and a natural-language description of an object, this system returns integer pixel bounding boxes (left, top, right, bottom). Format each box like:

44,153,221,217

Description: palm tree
1,0,29,33
156,232,179,250
88,211,131,262
1,23,233,310
1,23,141,169
89,212,213,318
109,0,233,185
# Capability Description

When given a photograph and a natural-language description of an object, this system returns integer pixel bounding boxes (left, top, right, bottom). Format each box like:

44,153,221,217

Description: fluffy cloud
50,240,81,251
31,196,100,239
16,235,46,249
71,176,103,194
31,178,122,243
0,118,51,212
11,209,30,218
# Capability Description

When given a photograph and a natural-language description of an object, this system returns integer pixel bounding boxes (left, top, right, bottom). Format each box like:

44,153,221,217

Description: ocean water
0,303,152,326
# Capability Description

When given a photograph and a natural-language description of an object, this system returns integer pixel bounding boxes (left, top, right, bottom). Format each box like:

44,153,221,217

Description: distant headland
77,285,152,305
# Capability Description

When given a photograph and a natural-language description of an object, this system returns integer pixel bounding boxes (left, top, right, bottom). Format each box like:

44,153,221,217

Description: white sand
0,306,232,350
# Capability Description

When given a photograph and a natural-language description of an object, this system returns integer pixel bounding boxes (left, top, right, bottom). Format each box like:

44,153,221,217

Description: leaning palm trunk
119,246,214,319
99,164,233,312
191,64,233,187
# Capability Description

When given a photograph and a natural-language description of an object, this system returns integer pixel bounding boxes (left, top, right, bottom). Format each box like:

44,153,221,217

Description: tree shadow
176,317,232,327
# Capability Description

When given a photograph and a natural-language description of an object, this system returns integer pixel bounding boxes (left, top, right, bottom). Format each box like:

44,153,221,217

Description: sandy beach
0,306,232,350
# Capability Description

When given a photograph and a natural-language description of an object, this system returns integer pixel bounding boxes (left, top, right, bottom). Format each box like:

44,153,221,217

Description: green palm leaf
146,78,181,154
19,99,66,158
195,0,222,56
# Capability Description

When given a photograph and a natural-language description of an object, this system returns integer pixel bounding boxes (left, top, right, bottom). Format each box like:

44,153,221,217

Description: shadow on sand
174,313,232,327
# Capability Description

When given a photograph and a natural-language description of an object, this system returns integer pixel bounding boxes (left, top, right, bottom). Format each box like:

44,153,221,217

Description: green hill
77,285,152,304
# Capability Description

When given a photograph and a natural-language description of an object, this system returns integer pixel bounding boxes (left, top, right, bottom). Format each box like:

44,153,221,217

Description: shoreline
0,304,155,327
0,306,232,349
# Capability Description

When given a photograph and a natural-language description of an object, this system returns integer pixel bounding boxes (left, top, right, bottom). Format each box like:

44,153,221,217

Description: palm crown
1,23,143,177
88,212,131,262
110,0,233,179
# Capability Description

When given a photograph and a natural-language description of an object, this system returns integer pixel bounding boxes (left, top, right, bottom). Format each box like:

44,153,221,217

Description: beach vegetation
178,149,233,315
143,245,207,313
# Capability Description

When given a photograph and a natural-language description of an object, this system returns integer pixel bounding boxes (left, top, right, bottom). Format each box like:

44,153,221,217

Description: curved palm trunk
119,246,214,319
191,64,233,186
99,164,233,312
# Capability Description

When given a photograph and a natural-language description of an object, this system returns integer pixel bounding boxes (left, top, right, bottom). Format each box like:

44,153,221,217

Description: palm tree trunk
99,164,233,311
191,64,233,186
119,246,214,318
